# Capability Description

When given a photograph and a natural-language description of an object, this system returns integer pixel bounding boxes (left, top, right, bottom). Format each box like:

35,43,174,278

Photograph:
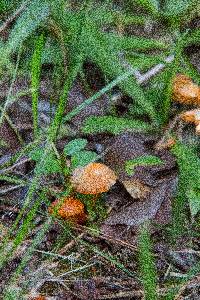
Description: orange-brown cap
180,109,198,123
172,74,200,105
195,122,200,134
48,197,86,224
194,110,200,124
70,162,117,195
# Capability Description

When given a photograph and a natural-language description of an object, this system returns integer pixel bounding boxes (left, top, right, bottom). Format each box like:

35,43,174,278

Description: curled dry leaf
122,179,151,199
155,138,176,151
102,133,177,226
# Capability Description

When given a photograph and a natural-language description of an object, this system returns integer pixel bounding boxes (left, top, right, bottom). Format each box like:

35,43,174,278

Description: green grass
138,222,158,300
31,33,45,138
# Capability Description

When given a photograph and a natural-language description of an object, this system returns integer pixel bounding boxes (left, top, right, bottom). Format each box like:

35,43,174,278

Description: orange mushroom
172,74,200,105
194,110,200,134
195,123,200,134
70,162,117,195
48,197,86,224
180,109,199,123
180,109,200,134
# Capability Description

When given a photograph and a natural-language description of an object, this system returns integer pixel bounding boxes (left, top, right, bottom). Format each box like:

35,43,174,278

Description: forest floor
0,1,200,300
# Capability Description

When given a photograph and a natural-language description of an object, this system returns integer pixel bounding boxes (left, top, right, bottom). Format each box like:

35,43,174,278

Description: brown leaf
154,193,172,225
122,179,151,199
100,223,138,246
104,177,177,226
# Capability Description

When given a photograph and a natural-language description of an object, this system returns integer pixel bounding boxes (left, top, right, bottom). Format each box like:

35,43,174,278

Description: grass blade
31,33,45,138
138,221,157,300
7,0,49,52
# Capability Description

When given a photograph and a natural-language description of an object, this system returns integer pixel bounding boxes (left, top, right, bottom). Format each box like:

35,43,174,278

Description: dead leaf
122,179,151,199
104,177,177,226
100,223,138,246
154,195,172,225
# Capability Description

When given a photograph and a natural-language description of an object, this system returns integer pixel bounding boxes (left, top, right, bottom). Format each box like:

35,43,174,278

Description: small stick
138,55,175,84
58,232,85,255
154,115,181,150
0,184,23,195
75,224,137,250
0,157,31,174
119,53,175,84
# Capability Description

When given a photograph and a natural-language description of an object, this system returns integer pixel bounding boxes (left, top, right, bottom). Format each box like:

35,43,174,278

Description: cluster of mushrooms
173,74,200,134
48,73,200,224
49,163,117,224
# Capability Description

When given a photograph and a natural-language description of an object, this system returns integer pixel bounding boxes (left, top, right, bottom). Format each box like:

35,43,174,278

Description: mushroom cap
181,109,200,125
49,197,86,224
195,122,200,134
172,74,200,105
194,110,200,124
180,110,197,123
70,162,117,194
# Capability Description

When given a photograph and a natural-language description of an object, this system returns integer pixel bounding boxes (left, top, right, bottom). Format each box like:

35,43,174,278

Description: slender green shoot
31,33,45,138
48,57,83,141
138,221,158,300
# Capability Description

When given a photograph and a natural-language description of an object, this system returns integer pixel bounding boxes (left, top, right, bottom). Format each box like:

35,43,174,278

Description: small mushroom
180,109,200,134
70,162,117,195
49,197,86,224
195,110,200,134
173,74,200,105
195,123,200,134
180,109,199,123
